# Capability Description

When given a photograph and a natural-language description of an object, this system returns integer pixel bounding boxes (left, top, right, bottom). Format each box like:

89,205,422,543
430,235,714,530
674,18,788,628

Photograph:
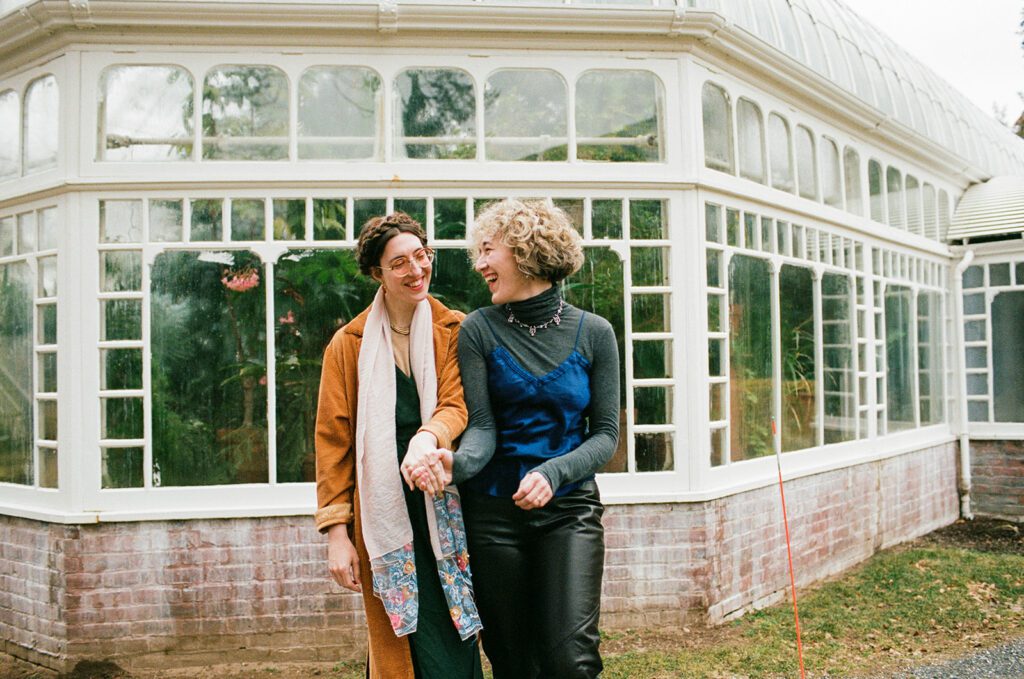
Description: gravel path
891,637,1024,678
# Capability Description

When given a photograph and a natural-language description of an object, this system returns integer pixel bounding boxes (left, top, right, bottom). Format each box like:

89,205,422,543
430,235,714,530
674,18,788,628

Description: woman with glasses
408,199,619,678
314,211,483,679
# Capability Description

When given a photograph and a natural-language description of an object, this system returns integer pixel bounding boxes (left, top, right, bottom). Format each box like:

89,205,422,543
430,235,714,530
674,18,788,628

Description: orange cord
772,416,806,679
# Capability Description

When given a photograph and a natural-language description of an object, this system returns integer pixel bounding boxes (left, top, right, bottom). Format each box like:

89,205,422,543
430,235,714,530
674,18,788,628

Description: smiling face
474,236,547,305
374,232,432,311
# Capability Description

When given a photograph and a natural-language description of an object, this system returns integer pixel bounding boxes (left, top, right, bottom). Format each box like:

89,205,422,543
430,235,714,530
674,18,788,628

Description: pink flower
258,375,267,386
389,614,401,628
278,310,296,325
221,267,260,292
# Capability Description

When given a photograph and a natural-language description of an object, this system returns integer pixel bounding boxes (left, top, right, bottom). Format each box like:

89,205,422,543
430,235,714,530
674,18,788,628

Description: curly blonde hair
470,199,584,282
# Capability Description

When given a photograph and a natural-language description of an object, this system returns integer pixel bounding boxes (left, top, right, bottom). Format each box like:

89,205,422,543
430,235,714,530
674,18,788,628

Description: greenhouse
1,0,1022,670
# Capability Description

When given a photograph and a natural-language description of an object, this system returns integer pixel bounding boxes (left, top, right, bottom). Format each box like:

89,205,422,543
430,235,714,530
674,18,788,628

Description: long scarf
355,288,482,640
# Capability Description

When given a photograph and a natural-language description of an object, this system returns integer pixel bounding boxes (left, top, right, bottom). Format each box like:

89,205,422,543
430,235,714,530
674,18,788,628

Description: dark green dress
394,367,483,679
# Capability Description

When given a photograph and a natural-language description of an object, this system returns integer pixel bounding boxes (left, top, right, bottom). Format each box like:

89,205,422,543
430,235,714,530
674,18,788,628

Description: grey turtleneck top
452,284,620,492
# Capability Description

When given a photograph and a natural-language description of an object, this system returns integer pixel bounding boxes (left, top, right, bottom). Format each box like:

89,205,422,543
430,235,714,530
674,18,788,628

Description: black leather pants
462,480,605,679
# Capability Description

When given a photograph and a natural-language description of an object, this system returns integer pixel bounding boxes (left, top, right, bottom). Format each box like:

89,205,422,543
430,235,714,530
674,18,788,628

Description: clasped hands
400,432,553,510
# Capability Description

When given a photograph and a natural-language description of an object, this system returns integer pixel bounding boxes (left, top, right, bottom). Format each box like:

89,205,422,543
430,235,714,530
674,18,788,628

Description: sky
849,0,1024,125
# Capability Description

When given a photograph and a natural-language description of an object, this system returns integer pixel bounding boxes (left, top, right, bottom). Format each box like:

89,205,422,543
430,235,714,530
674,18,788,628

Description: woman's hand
327,524,361,592
400,432,444,494
413,449,453,495
513,471,553,510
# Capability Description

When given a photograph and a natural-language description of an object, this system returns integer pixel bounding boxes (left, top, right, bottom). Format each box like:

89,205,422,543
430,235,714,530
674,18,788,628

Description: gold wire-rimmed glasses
378,247,435,276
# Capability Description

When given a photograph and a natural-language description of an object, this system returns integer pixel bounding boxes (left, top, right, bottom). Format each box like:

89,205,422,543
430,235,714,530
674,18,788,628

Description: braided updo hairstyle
355,211,428,276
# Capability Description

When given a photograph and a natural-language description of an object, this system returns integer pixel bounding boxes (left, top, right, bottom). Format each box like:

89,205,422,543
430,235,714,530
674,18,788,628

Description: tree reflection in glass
485,69,567,161
780,265,815,452
203,66,288,160
0,262,33,484
729,255,773,461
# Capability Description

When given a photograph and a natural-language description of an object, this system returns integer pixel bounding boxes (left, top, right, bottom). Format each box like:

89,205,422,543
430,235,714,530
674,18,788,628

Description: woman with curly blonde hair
408,199,619,678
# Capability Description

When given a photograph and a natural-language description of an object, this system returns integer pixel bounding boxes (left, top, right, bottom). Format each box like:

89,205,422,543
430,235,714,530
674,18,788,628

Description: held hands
513,471,553,510
400,432,451,496
326,524,361,593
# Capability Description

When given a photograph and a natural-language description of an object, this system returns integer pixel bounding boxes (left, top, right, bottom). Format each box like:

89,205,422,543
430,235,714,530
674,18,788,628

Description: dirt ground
1,517,1021,679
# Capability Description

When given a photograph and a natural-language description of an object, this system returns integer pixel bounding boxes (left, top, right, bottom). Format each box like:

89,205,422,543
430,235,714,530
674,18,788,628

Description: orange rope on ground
772,416,806,679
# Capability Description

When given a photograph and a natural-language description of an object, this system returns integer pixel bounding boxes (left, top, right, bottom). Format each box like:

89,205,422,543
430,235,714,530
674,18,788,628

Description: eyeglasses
379,248,434,276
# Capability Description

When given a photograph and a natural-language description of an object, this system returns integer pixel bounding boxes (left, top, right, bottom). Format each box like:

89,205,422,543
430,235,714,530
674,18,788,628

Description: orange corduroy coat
314,295,468,679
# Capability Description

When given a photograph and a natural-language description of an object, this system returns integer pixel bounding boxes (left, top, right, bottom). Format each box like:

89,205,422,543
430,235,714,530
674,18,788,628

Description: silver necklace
505,298,565,337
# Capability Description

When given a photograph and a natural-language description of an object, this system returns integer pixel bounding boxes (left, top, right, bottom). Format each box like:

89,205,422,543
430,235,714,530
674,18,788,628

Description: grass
601,545,1024,678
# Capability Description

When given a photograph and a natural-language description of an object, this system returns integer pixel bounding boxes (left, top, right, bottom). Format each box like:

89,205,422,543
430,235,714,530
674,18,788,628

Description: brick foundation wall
970,439,1024,520
1,442,959,671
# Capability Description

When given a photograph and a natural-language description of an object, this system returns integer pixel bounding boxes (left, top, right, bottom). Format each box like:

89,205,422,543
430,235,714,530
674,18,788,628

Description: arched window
0,90,18,179
922,183,937,240
938,189,951,240
905,175,922,235
702,82,733,173
820,137,842,208
23,75,58,173
576,70,663,162
99,65,194,161
886,166,904,228
203,65,289,160
796,124,817,200
767,113,794,192
485,69,567,161
843,147,862,216
868,159,884,223
394,68,476,160
737,98,765,184
298,66,382,160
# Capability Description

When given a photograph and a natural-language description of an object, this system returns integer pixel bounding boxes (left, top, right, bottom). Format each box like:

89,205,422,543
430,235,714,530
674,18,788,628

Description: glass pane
274,249,378,482
39,352,57,393
917,291,944,425
844,150,863,216
964,320,985,342
780,265,816,452
190,199,223,242
38,303,57,344
737,99,765,183
706,249,721,288
0,217,12,256
990,263,1011,286
100,200,143,244
430,250,490,317
0,90,17,179
231,199,265,241
729,255,773,461
102,397,142,439
820,138,842,208
101,299,139,341
149,199,184,244
962,265,983,289
23,75,58,173
0,262,33,484
905,175,922,235
394,199,428,227
354,199,387,233
868,160,884,223
768,113,793,192
102,348,143,390
968,401,989,423
796,125,817,200
592,200,622,240
822,273,855,443
636,433,672,472
710,427,726,467
631,247,668,286
705,203,721,244
99,66,194,161
394,68,476,159
434,199,466,240
886,166,904,228
726,208,739,247
38,399,57,440
702,82,733,173
151,250,268,485
1016,262,1024,286
577,70,662,162
966,374,987,396
634,387,671,425
485,69,567,161
38,255,57,297
632,293,668,333
884,285,914,431
965,346,987,369
38,208,57,252
203,66,288,160
273,200,305,241
102,447,144,488
744,213,756,250
312,199,346,241
100,251,142,292
39,447,57,488
17,212,35,254
298,66,381,160
707,293,722,333
710,382,725,421
992,291,1024,422
630,200,666,240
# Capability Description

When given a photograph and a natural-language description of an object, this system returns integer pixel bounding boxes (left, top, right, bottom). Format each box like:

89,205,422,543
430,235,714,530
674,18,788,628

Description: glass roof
690,0,1024,176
